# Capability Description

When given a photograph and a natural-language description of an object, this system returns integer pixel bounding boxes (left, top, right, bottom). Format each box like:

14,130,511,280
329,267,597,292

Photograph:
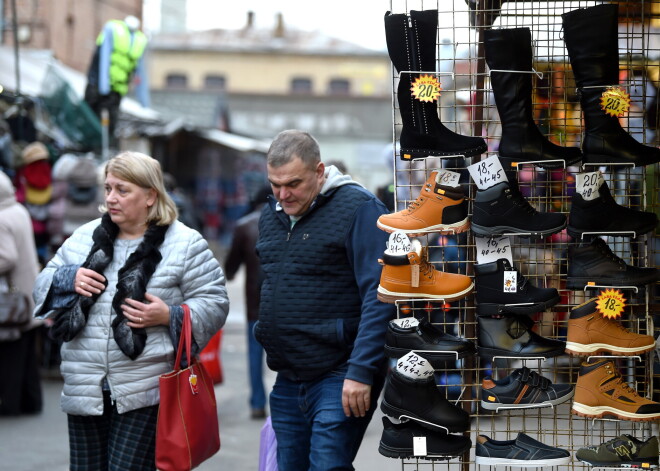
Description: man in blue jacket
255,129,395,470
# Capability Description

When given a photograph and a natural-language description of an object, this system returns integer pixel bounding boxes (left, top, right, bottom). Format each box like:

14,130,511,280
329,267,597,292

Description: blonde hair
100,151,178,225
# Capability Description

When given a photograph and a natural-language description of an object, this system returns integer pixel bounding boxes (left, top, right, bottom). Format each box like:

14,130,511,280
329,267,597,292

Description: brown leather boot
572,358,660,421
377,240,473,303
566,298,655,356
377,171,470,236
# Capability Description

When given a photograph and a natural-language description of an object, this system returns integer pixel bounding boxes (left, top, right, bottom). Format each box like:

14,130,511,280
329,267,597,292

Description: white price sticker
385,231,412,256
576,171,604,201
413,437,428,456
467,155,508,190
475,236,513,266
435,170,461,188
392,317,419,328
396,351,435,379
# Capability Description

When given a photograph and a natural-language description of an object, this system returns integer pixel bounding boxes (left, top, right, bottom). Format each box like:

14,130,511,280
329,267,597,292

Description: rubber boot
484,27,582,169
384,10,487,161
562,4,660,167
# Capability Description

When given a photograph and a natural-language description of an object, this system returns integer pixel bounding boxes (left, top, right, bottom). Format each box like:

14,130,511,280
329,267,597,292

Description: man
255,130,395,470
84,15,149,148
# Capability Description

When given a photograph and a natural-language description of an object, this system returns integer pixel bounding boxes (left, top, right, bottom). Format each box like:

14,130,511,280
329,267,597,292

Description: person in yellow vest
84,15,149,149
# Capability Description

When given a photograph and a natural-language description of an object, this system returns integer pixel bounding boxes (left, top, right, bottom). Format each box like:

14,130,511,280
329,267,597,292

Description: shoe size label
385,231,412,255
475,236,513,266
396,351,435,378
467,154,507,190
413,437,428,456
576,171,604,201
503,270,517,292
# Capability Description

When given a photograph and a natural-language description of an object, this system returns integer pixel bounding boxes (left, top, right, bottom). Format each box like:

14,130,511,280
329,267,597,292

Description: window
290,77,312,95
165,73,188,89
204,75,226,90
328,79,350,96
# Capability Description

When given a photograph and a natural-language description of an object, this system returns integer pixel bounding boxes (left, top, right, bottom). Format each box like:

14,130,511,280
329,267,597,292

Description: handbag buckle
189,372,199,395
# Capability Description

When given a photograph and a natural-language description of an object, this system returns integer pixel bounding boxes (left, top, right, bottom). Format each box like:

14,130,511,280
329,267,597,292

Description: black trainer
566,237,660,289
378,417,472,460
475,433,571,467
477,315,566,359
380,367,470,433
576,434,659,468
385,318,476,367
481,366,574,411
471,181,567,238
474,259,559,316
567,180,658,238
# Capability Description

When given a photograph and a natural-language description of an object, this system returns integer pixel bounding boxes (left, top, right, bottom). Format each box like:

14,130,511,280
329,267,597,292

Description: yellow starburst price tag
410,74,441,103
596,288,626,319
600,86,630,118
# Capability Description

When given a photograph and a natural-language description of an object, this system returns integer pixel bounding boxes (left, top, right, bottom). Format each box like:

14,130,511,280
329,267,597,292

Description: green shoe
577,435,659,468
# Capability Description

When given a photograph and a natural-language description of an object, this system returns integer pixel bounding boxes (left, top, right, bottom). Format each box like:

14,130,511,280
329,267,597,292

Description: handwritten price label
392,317,419,328
467,155,508,190
385,231,412,256
576,171,604,201
397,352,434,378
435,170,461,188
475,236,513,265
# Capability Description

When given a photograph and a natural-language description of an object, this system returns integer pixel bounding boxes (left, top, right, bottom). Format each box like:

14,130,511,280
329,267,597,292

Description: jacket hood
321,165,363,194
0,171,16,210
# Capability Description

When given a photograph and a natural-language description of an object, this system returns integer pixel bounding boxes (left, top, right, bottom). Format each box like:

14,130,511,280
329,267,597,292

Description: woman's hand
121,293,170,327
75,268,106,297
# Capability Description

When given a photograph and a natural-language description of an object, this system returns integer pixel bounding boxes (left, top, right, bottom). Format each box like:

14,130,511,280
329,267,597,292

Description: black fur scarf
53,213,169,360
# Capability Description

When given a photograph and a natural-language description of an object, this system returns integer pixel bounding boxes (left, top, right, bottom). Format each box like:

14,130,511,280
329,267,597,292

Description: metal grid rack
385,0,660,469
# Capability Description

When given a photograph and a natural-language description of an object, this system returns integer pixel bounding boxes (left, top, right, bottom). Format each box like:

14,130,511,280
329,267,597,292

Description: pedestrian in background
32,151,229,470
224,184,272,420
0,170,42,415
255,130,395,470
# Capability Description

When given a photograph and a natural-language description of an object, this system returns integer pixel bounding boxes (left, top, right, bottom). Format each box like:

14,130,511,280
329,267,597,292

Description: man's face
268,156,325,217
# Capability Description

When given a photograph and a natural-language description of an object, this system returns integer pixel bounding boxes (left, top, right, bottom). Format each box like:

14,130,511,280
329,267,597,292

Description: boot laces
593,238,626,267
505,188,537,215
610,370,639,397
420,257,436,279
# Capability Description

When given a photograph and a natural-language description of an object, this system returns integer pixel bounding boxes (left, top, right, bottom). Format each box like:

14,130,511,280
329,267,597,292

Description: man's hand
342,379,372,417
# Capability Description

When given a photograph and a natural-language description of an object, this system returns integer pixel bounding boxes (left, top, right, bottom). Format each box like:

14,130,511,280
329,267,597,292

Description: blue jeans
248,320,266,410
270,364,383,471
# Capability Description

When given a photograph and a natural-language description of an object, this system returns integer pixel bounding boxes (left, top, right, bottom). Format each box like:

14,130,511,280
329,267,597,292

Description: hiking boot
572,358,660,421
477,314,566,359
474,258,559,316
567,180,658,238
377,171,470,236
565,297,655,356
566,238,660,289
475,433,571,467
471,181,567,238
576,434,659,468
378,417,472,460
377,239,474,303
481,366,574,411
380,367,471,433
385,317,476,367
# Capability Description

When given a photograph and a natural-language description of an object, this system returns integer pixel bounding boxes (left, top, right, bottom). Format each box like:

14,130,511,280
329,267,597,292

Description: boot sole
475,456,571,467
377,218,470,236
567,222,657,239
377,283,474,304
566,276,657,290
384,345,475,364
577,458,659,468
380,400,467,433
582,153,648,166
565,341,655,356
400,143,487,161
480,389,574,411
572,402,660,422
476,294,560,316
471,221,566,239
477,345,565,359
499,154,582,170
378,442,466,460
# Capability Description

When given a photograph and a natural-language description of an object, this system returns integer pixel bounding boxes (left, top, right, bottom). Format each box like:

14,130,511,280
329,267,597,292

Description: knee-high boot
484,27,582,169
562,3,660,167
384,10,487,161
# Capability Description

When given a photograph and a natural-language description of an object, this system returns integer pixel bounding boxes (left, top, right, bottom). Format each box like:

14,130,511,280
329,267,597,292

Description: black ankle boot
477,315,565,359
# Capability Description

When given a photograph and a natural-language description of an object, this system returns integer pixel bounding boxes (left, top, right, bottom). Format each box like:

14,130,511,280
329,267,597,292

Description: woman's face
104,172,156,233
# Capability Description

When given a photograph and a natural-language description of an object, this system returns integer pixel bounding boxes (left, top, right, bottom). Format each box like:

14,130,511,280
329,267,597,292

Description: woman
33,151,229,470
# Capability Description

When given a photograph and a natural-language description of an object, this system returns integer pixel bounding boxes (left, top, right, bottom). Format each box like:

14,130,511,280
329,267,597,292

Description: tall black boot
562,4,660,167
384,10,487,161
484,27,582,169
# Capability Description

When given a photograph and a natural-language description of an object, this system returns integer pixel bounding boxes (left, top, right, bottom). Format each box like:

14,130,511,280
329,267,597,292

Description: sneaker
385,317,476,367
566,238,660,289
477,314,566,359
377,239,474,303
576,434,659,468
475,433,571,467
376,171,470,236
572,358,660,421
474,258,559,316
378,417,471,460
481,367,573,411
565,297,655,356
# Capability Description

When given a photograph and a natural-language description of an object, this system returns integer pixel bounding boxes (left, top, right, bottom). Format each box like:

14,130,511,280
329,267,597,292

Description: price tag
435,170,461,188
575,171,604,201
475,236,513,266
396,351,435,379
411,74,441,103
413,437,428,456
503,270,517,293
385,231,412,256
600,86,630,118
596,288,626,319
392,317,419,328
467,155,508,190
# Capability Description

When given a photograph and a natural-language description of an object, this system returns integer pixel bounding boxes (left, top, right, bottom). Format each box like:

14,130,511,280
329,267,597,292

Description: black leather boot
384,10,487,161
380,367,470,432
562,4,660,167
484,27,582,169
477,315,566,359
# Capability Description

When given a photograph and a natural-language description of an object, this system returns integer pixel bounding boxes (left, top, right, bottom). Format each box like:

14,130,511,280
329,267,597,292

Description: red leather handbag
156,305,221,471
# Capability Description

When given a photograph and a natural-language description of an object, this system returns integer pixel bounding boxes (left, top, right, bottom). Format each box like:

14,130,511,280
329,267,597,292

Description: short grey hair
267,130,320,169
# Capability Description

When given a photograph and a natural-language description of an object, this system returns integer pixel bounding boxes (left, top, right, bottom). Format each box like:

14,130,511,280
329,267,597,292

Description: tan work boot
572,358,660,421
377,171,470,236
565,298,655,356
377,239,474,303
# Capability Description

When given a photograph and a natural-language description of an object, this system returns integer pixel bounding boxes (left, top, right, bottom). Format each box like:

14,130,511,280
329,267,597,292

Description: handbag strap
174,304,193,371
